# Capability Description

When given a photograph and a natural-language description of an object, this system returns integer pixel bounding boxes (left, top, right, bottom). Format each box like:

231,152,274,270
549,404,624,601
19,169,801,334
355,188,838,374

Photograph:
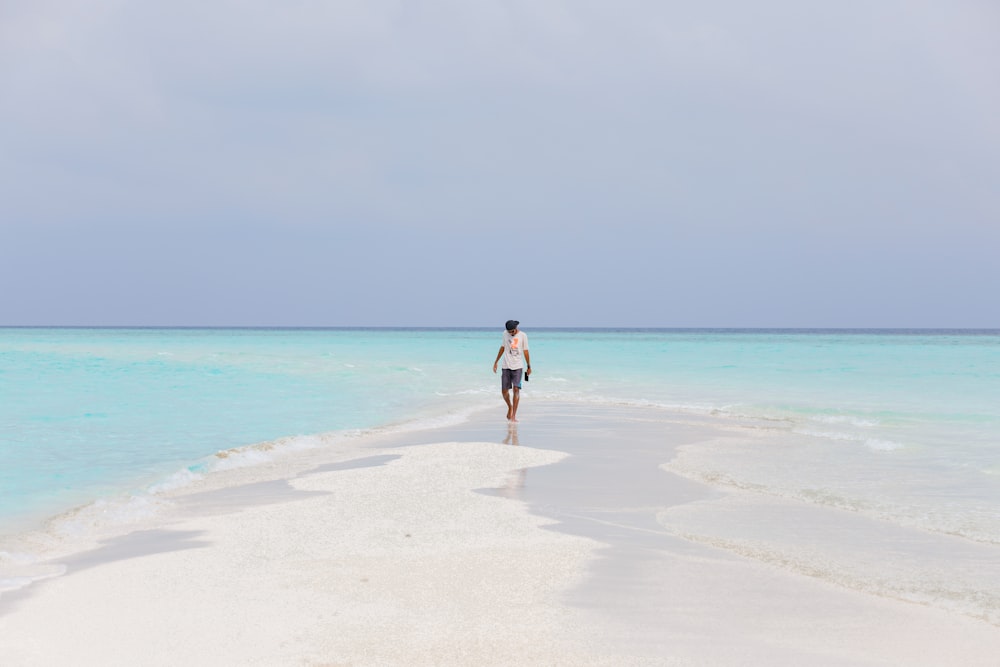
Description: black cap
505,320,519,331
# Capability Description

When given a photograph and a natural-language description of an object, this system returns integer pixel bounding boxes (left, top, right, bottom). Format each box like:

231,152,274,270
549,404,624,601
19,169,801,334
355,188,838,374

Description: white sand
0,440,634,666
2,403,1000,666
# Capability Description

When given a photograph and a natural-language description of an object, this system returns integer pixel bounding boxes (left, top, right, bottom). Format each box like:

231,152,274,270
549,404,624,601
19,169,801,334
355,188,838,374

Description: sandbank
1,401,999,665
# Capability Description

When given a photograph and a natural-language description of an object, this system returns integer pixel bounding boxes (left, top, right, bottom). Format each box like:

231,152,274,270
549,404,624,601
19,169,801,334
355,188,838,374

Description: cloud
1,1,998,325
4,1,998,232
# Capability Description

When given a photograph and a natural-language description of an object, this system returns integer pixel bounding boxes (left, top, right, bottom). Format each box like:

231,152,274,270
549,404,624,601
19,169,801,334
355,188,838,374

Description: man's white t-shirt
501,331,529,370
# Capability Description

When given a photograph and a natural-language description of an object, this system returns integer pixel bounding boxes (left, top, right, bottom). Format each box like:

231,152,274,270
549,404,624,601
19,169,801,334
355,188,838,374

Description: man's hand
493,362,498,373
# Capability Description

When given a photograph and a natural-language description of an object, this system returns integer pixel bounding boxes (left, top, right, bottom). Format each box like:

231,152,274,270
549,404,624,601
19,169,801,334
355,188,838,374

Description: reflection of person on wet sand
499,422,527,497
492,320,531,422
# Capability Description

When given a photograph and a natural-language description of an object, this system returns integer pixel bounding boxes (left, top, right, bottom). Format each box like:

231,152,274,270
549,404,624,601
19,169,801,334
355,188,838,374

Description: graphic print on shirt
509,336,520,358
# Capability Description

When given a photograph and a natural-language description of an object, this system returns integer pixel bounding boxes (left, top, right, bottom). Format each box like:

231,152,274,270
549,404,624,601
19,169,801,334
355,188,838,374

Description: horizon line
2,325,999,333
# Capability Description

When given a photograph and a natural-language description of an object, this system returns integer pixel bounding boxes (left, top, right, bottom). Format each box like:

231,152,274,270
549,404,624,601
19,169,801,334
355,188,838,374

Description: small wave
0,550,37,567
553,394,724,415
210,438,308,471
434,388,493,397
0,550,68,597
708,406,797,425
147,468,204,494
808,414,880,427
0,576,33,592
865,438,904,451
384,404,487,433
0,494,177,582
797,429,859,441
0,551,66,597
794,428,906,451
47,495,172,540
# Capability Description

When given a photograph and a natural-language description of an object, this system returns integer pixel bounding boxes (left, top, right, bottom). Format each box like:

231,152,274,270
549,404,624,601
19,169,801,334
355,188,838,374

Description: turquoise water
2,328,999,545
0,328,495,531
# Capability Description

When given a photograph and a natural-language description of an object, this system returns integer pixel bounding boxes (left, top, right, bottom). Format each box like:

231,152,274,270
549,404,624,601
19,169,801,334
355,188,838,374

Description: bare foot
506,409,512,420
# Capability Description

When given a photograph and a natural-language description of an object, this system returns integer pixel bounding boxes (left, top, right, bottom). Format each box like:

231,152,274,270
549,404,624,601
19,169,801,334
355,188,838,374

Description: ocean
2,327,999,612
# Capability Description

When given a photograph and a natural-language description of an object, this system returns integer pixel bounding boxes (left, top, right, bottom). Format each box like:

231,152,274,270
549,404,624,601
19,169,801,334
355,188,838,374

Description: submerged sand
1,402,999,665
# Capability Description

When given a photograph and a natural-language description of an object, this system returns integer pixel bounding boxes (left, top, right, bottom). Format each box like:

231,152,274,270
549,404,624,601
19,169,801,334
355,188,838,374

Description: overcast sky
2,1,998,327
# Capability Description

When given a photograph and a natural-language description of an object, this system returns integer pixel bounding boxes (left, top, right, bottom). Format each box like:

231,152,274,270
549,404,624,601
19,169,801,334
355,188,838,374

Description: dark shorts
501,368,523,391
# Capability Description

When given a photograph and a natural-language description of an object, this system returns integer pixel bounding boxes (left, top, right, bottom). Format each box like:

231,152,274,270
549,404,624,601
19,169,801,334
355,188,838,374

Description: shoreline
0,408,618,665
2,401,1000,664
0,400,499,565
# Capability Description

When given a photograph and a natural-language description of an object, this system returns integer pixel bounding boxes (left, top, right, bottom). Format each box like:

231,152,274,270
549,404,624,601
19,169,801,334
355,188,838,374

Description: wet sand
1,401,999,665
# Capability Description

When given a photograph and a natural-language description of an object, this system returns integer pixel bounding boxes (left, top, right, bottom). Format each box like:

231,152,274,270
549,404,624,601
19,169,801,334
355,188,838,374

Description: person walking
492,320,531,421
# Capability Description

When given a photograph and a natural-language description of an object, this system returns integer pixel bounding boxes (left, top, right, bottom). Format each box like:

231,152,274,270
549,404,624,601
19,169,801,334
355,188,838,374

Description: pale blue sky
2,1,998,327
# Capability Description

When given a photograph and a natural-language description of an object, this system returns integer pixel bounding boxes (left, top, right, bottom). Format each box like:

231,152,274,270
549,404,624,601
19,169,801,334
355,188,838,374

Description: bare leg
510,388,521,422
502,389,513,420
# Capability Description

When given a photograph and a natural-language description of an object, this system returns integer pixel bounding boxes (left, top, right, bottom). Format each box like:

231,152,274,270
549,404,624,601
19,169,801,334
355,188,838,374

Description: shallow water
2,327,998,549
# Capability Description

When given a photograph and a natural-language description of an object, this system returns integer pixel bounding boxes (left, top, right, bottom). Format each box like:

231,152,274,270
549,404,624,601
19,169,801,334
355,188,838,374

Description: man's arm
492,346,504,373
524,349,531,375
